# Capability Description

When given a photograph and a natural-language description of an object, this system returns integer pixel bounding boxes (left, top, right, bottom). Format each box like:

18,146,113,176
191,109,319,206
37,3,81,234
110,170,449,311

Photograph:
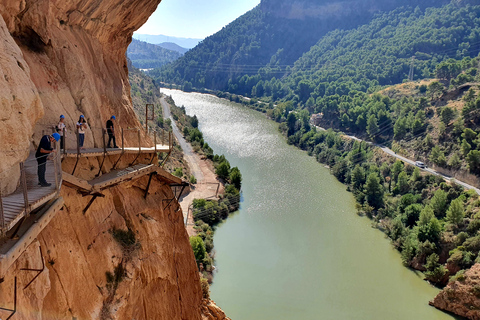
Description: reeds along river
161,89,456,320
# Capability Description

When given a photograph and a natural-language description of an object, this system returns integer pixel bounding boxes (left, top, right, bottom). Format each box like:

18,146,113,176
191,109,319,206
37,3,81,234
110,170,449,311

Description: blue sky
135,0,261,39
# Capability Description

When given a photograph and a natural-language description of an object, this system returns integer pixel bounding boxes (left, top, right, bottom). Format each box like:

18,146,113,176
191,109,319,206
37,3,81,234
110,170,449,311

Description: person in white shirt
57,114,66,149
76,115,88,149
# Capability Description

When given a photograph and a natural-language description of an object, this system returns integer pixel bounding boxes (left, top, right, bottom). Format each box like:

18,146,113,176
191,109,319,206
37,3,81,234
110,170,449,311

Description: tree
364,173,384,209
351,165,366,190
395,171,409,195
189,236,206,264
424,253,447,284
427,81,444,101
191,115,199,128
418,205,435,226
440,106,455,125
467,150,480,174
367,114,379,139
446,198,464,226
229,167,242,190
430,189,448,218
216,161,231,180
448,152,461,169
391,161,404,182
461,139,472,157
287,112,297,136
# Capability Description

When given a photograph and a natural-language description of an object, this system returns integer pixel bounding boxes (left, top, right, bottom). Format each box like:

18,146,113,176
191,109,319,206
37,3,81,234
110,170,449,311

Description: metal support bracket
0,277,17,320
20,246,44,290
162,182,188,211
83,193,105,215
144,172,156,199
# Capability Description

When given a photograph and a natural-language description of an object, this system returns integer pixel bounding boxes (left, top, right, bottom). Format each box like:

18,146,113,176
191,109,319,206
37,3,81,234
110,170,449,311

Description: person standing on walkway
57,115,66,150
36,133,60,187
106,115,118,148
76,115,87,149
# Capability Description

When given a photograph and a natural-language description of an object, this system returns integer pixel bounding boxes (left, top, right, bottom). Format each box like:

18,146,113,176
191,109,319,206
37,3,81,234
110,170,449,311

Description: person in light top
76,115,88,149
57,115,66,149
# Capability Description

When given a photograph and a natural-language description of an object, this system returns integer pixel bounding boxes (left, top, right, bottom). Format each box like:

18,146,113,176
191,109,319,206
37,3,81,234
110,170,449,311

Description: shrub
173,168,183,177
190,236,207,264
200,277,210,299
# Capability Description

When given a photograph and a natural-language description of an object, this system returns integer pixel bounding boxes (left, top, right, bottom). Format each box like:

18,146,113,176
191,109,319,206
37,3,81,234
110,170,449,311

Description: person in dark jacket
106,115,118,148
35,133,60,187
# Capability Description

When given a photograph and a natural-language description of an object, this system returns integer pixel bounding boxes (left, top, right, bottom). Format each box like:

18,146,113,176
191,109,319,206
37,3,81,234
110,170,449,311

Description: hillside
158,42,189,54
133,33,202,49
127,38,182,69
153,0,449,91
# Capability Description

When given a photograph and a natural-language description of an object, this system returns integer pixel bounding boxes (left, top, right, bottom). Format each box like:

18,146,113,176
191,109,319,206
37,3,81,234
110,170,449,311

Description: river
161,89,456,320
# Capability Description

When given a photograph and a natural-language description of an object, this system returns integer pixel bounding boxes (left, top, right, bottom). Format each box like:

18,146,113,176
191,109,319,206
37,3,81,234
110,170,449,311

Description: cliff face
0,1,229,319
0,0,160,191
431,263,480,320
0,167,203,319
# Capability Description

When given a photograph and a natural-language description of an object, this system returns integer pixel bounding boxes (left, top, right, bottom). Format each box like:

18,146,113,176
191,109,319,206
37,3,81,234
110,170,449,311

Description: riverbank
160,96,225,233
161,94,242,282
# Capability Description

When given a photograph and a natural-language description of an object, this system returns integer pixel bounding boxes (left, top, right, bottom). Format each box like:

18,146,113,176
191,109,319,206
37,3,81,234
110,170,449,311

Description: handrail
0,141,63,236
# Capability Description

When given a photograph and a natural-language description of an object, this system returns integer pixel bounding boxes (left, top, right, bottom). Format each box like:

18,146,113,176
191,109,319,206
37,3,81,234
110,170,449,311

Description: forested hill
153,0,447,91
127,39,182,69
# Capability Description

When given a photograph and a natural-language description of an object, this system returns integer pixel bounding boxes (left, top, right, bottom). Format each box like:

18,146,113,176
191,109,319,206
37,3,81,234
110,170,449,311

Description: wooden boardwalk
1,156,59,233
62,144,170,158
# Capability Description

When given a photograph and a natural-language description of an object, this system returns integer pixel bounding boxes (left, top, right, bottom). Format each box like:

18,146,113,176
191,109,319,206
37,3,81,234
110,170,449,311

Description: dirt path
160,97,223,236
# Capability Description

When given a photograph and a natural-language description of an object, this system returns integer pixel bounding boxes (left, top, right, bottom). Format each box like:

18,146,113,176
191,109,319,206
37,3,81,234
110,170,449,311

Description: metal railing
0,140,62,237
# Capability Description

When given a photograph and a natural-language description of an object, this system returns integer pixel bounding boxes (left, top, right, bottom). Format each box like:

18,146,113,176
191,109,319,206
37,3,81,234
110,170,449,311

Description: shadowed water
162,89,455,320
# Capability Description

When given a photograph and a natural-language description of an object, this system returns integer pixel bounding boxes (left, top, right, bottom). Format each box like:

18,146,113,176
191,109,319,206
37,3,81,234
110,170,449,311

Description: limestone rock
430,263,480,320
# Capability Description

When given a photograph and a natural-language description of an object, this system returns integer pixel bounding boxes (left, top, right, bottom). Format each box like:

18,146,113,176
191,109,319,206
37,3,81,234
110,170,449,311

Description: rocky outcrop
0,0,161,191
430,264,480,320
0,159,204,319
0,15,43,194
201,299,232,320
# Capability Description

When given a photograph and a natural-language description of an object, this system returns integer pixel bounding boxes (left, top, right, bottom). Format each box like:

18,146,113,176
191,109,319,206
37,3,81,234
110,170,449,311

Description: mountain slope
158,42,188,54
127,39,182,69
133,33,202,49
154,0,449,91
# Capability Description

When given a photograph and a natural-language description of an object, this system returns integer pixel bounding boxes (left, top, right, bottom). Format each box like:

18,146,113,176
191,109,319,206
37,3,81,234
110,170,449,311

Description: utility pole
408,56,415,82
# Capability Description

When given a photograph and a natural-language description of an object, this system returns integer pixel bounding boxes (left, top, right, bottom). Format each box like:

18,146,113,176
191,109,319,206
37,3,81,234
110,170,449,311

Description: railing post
20,162,29,217
76,126,80,156
102,128,107,154
62,127,66,155
121,128,124,152
162,130,165,146
154,131,157,153
54,143,59,191
138,129,141,153
0,189,5,236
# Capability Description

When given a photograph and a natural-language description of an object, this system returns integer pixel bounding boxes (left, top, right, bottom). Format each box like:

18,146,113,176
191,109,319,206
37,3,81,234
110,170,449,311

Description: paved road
315,126,480,195
160,97,204,182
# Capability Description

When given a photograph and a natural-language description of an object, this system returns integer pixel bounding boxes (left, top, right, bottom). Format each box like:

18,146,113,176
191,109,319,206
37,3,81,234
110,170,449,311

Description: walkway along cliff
0,1,229,319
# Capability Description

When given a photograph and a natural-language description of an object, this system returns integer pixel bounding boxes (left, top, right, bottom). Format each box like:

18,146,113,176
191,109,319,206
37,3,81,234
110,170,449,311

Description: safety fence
0,143,62,236
57,125,173,155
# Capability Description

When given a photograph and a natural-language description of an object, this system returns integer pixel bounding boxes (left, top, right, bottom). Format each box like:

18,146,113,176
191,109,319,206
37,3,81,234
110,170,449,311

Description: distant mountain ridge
157,42,188,55
133,33,202,49
127,39,182,69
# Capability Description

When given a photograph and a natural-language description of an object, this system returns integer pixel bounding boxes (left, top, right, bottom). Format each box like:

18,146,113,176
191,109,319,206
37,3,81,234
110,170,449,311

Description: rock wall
431,263,480,320
0,0,160,191
0,170,204,319
0,1,230,319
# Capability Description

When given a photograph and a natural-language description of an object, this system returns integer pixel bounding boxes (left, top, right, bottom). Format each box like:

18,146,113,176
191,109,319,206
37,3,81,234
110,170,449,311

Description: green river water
162,89,456,320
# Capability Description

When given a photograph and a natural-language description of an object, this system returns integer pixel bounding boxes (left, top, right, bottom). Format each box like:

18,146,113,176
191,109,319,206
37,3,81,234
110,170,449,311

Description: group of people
35,114,118,187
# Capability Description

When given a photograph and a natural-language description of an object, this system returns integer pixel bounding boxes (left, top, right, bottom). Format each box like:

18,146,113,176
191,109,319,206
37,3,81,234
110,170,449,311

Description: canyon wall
0,0,160,192
0,1,229,319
